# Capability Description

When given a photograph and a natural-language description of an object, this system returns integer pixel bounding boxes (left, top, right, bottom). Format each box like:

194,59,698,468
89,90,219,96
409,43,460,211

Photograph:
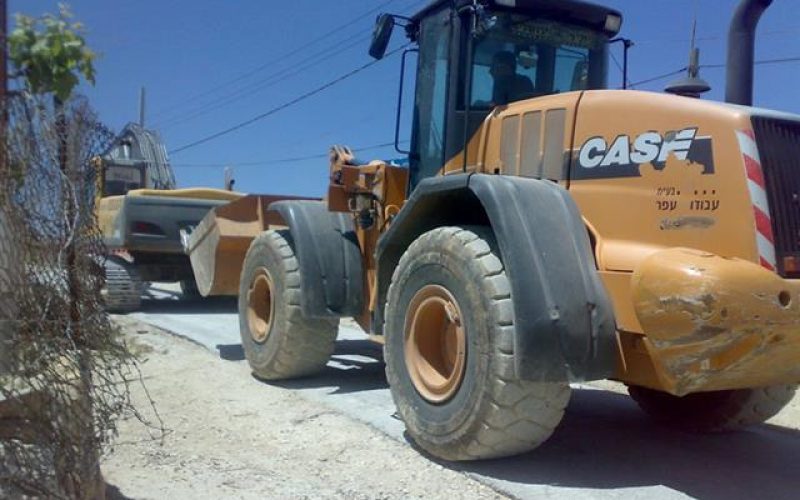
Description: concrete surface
130,285,800,500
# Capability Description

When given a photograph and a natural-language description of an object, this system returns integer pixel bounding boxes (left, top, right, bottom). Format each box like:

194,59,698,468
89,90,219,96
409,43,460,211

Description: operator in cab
488,50,535,106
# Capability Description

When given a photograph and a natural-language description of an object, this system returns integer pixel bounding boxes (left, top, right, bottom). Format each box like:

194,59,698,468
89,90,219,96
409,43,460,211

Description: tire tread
239,230,337,380
385,226,570,460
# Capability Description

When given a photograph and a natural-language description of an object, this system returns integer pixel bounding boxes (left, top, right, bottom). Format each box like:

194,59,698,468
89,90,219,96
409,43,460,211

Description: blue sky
9,0,800,196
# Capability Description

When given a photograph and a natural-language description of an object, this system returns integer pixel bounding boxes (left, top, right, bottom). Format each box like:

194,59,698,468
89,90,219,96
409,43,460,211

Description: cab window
464,13,607,109
104,165,144,196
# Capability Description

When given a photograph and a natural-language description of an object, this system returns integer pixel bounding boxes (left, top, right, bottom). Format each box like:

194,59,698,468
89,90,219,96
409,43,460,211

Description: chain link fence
0,92,145,498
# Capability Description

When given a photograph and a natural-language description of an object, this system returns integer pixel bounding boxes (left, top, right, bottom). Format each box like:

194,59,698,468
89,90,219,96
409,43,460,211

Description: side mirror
369,14,394,60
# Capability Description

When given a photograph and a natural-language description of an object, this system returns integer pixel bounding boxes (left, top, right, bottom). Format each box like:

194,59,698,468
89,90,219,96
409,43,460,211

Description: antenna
665,11,711,98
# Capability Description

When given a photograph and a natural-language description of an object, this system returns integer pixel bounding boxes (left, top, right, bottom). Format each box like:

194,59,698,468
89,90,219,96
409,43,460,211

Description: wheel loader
96,123,241,312
190,0,800,460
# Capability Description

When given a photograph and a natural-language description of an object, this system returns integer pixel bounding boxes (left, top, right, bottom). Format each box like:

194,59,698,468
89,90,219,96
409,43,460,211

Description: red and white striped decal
736,129,776,271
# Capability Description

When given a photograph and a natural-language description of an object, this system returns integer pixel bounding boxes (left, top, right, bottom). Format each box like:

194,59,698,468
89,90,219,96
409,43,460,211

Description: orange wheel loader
205,0,800,460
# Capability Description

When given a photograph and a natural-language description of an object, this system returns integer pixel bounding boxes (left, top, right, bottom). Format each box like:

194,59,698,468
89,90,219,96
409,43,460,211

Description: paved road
131,285,800,500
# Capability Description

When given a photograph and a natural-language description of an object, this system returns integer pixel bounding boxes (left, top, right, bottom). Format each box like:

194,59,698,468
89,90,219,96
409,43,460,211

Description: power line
156,31,372,130
172,141,404,168
627,67,687,88
623,53,800,90
752,55,800,66
700,56,800,69
172,50,800,155
153,0,428,127
155,0,429,130
633,26,800,46
169,45,409,155
156,30,370,128
150,0,398,121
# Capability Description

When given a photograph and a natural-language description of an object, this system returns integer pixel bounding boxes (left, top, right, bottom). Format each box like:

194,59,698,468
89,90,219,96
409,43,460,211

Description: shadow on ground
138,294,237,314
438,388,800,500
217,343,245,361
249,350,800,498
129,287,800,499
105,483,133,500
259,339,387,395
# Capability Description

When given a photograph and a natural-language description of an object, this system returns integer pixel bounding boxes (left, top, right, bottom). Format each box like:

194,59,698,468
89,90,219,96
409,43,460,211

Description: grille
752,116,800,276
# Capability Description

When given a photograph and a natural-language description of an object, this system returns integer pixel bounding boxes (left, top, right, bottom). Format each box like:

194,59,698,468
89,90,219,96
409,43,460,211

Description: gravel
103,317,507,499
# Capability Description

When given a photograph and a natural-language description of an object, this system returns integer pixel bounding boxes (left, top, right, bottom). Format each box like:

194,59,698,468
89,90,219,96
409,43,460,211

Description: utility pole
138,86,146,127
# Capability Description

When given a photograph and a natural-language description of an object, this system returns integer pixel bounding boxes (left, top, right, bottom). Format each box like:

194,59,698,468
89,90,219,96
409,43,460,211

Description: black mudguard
268,200,364,318
376,174,616,382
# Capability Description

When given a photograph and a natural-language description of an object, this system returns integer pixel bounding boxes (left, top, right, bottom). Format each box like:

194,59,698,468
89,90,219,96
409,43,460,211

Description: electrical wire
153,0,428,128
172,50,800,155
700,56,800,69
156,31,373,130
626,55,800,89
633,26,800,46
150,0,399,121
172,141,406,168
169,45,410,155
626,67,687,88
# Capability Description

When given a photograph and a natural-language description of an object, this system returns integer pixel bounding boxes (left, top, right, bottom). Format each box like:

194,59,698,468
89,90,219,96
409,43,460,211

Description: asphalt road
130,285,800,500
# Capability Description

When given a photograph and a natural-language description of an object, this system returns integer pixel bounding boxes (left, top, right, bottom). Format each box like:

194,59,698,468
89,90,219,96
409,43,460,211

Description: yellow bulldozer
95,123,241,312
188,0,800,460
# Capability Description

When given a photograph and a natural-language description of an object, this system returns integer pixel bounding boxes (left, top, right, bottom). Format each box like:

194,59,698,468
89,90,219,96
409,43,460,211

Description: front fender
269,200,364,318
377,174,616,381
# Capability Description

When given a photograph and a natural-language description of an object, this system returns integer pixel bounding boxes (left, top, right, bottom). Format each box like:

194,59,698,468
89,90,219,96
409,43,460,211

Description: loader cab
372,0,622,190
101,160,147,196
98,122,178,197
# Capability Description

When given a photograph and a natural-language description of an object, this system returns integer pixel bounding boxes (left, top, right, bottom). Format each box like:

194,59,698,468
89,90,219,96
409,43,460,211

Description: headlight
605,14,622,34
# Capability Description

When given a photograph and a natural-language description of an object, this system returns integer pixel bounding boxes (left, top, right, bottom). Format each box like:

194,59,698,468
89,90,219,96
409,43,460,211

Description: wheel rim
247,268,274,343
404,284,466,404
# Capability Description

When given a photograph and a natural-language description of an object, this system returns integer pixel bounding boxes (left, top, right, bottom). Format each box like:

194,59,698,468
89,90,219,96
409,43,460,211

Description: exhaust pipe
725,0,774,106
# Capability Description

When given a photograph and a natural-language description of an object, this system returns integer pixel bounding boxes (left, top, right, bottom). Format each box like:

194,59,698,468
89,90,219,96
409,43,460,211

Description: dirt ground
102,317,506,500
103,316,800,499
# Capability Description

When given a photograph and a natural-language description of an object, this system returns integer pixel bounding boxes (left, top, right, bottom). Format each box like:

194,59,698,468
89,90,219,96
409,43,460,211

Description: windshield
104,164,145,196
464,12,609,109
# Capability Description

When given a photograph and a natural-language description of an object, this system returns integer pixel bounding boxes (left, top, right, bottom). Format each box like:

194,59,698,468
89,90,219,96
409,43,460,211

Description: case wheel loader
189,0,800,460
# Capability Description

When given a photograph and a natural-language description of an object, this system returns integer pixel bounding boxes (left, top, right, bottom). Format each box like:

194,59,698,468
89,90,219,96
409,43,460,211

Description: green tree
8,3,96,101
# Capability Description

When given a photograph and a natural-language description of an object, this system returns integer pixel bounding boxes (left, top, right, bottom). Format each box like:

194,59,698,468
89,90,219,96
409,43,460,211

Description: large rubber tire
238,230,338,380
628,384,797,432
384,226,571,461
103,256,143,313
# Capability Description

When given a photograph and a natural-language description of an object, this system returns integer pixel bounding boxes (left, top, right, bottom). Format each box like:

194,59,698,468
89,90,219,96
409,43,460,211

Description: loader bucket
185,194,313,297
